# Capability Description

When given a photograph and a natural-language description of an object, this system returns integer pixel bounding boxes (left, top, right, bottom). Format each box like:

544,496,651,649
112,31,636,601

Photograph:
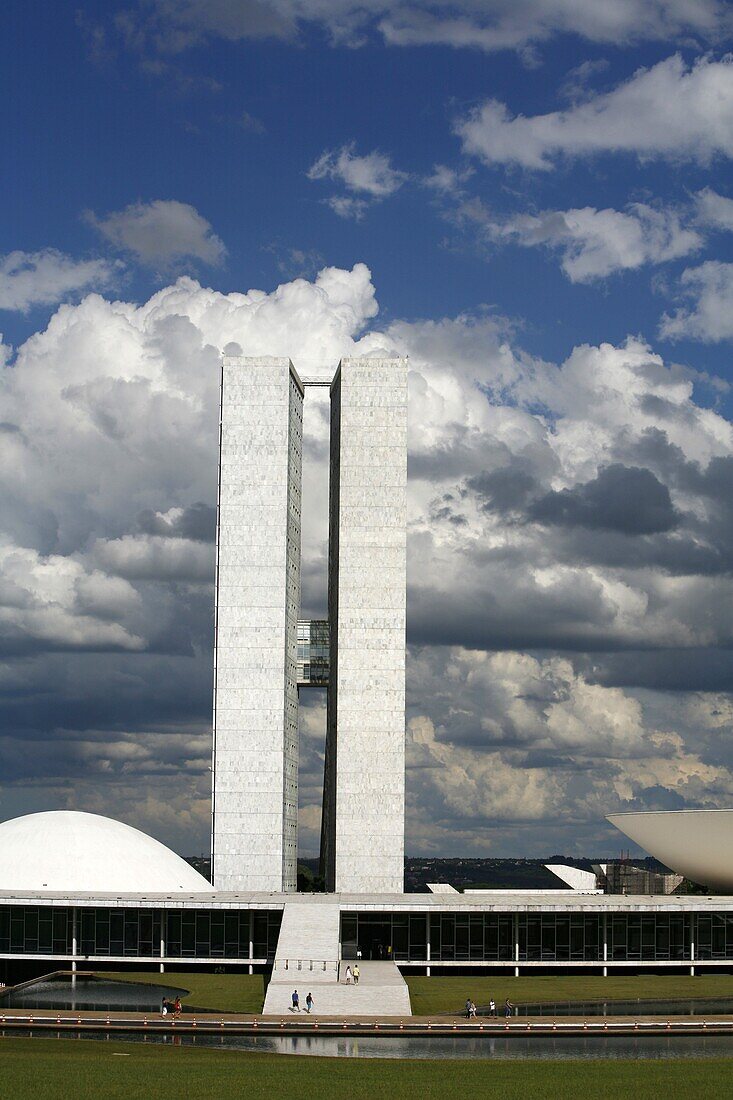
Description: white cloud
478,202,702,281
423,163,473,194
457,54,733,169
327,196,370,220
0,541,143,651
85,199,227,267
379,1,729,52
0,250,120,314
660,260,733,341
141,0,731,53
5,262,733,853
308,143,407,197
695,186,733,231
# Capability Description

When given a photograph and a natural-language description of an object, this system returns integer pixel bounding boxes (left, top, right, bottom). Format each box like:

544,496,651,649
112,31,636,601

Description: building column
159,910,166,973
248,911,254,976
690,912,695,977
71,907,78,983
514,912,519,977
603,912,608,977
425,912,431,978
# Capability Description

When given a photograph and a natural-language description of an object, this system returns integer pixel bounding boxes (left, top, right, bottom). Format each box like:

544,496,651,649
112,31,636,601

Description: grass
0,1037,732,1100
94,971,265,1013
406,974,733,1016
90,971,733,1017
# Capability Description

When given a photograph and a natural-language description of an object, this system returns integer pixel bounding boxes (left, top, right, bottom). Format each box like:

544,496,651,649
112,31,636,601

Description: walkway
262,901,412,1016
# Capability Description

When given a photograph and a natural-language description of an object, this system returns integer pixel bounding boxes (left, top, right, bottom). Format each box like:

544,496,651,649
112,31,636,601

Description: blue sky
4,1,733,861
6,1,733,374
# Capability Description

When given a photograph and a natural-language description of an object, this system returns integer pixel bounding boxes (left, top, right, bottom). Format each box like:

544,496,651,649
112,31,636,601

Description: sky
3,1,733,862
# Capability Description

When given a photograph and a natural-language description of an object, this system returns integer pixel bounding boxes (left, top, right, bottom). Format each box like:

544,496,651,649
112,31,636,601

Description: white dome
607,809,733,892
0,811,212,893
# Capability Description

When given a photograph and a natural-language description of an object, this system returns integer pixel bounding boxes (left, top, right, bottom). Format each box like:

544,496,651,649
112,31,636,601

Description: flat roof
1,890,732,912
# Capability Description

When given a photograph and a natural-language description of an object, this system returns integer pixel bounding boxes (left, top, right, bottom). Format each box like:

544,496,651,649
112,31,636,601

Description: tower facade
211,355,303,892
320,358,407,893
211,354,406,894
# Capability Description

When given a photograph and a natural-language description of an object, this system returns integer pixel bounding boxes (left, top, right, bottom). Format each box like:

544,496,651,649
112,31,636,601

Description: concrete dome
0,811,212,893
607,809,733,892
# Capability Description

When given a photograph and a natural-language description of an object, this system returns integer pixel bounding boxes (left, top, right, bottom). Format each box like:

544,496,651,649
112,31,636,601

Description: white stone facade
212,356,303,892
321,358,407,893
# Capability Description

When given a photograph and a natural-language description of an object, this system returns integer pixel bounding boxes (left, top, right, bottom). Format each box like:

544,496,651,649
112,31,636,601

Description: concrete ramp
263,902,411,1016
265,959,411,1017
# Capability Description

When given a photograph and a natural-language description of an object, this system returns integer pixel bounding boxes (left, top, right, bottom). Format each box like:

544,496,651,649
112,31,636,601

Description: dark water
6,1029,733,1060
509,998,733,1018
1,978,188,1013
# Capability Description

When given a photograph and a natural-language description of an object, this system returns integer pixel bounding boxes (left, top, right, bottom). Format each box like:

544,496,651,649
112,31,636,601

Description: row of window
341,912,733,963
0,908,281,959
2,907,733,963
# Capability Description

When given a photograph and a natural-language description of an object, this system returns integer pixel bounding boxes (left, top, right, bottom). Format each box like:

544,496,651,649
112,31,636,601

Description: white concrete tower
212,355,303,892
321,357,407,893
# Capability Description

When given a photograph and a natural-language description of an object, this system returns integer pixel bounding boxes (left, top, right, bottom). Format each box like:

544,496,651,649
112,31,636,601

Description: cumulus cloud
85,199,227,267
4,262,733,856
467,201,702,281
456,55,733,169
0,250,121,314
131,0,731,54
660,261,733,341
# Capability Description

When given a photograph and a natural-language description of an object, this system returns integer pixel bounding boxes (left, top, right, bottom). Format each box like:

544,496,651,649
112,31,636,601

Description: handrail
271,958,339,973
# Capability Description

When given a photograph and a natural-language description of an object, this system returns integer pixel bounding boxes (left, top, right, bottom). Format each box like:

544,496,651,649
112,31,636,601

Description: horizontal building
3,891,733,982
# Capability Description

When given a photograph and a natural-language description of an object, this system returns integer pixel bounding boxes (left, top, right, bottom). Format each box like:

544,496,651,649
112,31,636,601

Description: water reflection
6,1029,733,1061
2,978,188,1013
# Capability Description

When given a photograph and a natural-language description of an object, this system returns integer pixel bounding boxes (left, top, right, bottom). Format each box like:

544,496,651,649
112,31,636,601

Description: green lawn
0,1038,731,1100
407,974,733,1016
94,971,264,1013
91,971,733,1017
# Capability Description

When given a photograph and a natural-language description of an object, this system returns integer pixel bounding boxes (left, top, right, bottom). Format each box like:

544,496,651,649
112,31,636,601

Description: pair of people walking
343,964,360,984
291,989,314,1013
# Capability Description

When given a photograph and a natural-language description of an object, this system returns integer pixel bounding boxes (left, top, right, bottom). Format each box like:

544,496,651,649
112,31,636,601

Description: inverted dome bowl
607,809,733,892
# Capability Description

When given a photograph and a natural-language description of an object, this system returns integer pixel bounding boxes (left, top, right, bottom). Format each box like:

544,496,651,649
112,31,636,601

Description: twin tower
211,355,407,894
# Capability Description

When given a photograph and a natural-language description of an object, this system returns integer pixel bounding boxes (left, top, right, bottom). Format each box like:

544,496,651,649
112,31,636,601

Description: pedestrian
505,998,513,1018
469,1001,477,1018
292,989,300,1012
345,965,352,985
174,996,182,1018
356,948,362,960
489,998,496,1017
465,997,472,1019
161,997,168,1018
353,964,360,985
305,992,314,1014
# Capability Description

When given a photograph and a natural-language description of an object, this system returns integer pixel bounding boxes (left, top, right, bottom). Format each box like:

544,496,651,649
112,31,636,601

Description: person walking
305,992,314,1014
469,1001,477,1019
344,965,352,985
505,998,514,1018
489,998,496,1017
353,964,360,985
292,989,300,1011
161,997,168,1018
465,997,472,1019
173,996,182,1018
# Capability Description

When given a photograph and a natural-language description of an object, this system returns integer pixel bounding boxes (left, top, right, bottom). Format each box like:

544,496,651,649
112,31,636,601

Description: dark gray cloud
529,464,678,535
